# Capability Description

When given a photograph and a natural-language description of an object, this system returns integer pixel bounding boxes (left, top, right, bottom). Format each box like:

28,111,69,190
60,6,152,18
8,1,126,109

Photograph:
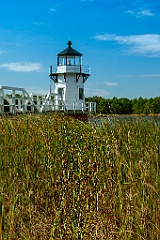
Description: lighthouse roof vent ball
58,41,82,57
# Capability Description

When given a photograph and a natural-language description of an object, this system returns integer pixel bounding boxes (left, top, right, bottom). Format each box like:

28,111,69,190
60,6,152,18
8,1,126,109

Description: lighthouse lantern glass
58,56,81,66
58,57,66,66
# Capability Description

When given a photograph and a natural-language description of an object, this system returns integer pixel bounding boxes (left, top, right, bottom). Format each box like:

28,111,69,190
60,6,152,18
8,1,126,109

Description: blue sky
0,0,160,99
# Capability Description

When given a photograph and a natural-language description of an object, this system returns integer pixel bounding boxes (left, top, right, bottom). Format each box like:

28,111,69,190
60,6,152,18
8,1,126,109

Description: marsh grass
0,114,160,239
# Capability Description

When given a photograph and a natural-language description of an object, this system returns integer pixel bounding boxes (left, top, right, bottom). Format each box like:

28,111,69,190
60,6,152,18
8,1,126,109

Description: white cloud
94,34,160,56
85,88,109,97
142,74,160,77
105,81,118,86
0,62,43,72
137,9,154,18
126,10,135,15
126,9,154,18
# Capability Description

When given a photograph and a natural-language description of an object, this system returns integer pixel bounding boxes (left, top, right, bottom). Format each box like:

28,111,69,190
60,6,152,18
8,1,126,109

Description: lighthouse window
58,57,66,66
66,56,81,66
58,88,64,97
79,88,84,100
59,58,63,65
75,56,81,66
67,57,74,65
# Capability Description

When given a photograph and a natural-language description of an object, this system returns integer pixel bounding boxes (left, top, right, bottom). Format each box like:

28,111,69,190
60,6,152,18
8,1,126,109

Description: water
89,115,160,125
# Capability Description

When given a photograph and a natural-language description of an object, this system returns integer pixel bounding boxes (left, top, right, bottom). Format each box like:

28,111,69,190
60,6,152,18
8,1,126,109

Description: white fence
0,85,96,115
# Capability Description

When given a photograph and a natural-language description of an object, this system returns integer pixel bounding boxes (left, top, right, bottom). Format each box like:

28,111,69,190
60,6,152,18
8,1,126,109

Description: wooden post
12,90,16,114
0,88,4,114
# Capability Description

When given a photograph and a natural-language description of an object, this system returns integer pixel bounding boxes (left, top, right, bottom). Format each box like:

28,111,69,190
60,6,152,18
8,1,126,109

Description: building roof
58,41,82,57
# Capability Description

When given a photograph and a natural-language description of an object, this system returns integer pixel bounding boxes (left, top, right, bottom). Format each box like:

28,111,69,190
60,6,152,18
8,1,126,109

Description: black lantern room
57,41,82,66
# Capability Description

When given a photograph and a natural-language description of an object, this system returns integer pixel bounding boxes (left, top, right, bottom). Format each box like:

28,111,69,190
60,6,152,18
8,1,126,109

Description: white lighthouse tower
50,41,90,113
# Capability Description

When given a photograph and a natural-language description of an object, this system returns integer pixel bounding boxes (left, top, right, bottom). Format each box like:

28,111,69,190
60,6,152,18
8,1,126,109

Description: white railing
86,102,97,114
0,85,38,114
0,85,96,115
53,65,90,75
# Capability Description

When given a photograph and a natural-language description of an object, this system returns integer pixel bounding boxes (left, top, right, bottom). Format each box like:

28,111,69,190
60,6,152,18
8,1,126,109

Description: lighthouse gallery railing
52,65,90,75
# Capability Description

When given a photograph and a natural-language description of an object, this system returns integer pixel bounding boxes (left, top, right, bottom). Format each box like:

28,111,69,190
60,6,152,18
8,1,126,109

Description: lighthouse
50,41,91,113
0,41,96,116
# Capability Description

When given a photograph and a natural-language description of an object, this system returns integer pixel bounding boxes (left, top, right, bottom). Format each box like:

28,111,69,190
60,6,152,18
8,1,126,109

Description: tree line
85,96,160,114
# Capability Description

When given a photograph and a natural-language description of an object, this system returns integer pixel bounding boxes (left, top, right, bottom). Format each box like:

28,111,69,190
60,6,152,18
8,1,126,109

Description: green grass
1,114,160,239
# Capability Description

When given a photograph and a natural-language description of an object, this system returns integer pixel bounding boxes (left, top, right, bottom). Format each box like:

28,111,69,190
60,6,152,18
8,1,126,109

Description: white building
50,41,95,113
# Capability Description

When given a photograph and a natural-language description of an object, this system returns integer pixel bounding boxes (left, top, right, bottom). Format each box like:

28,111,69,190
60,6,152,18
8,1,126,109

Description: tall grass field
0,114,160,239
